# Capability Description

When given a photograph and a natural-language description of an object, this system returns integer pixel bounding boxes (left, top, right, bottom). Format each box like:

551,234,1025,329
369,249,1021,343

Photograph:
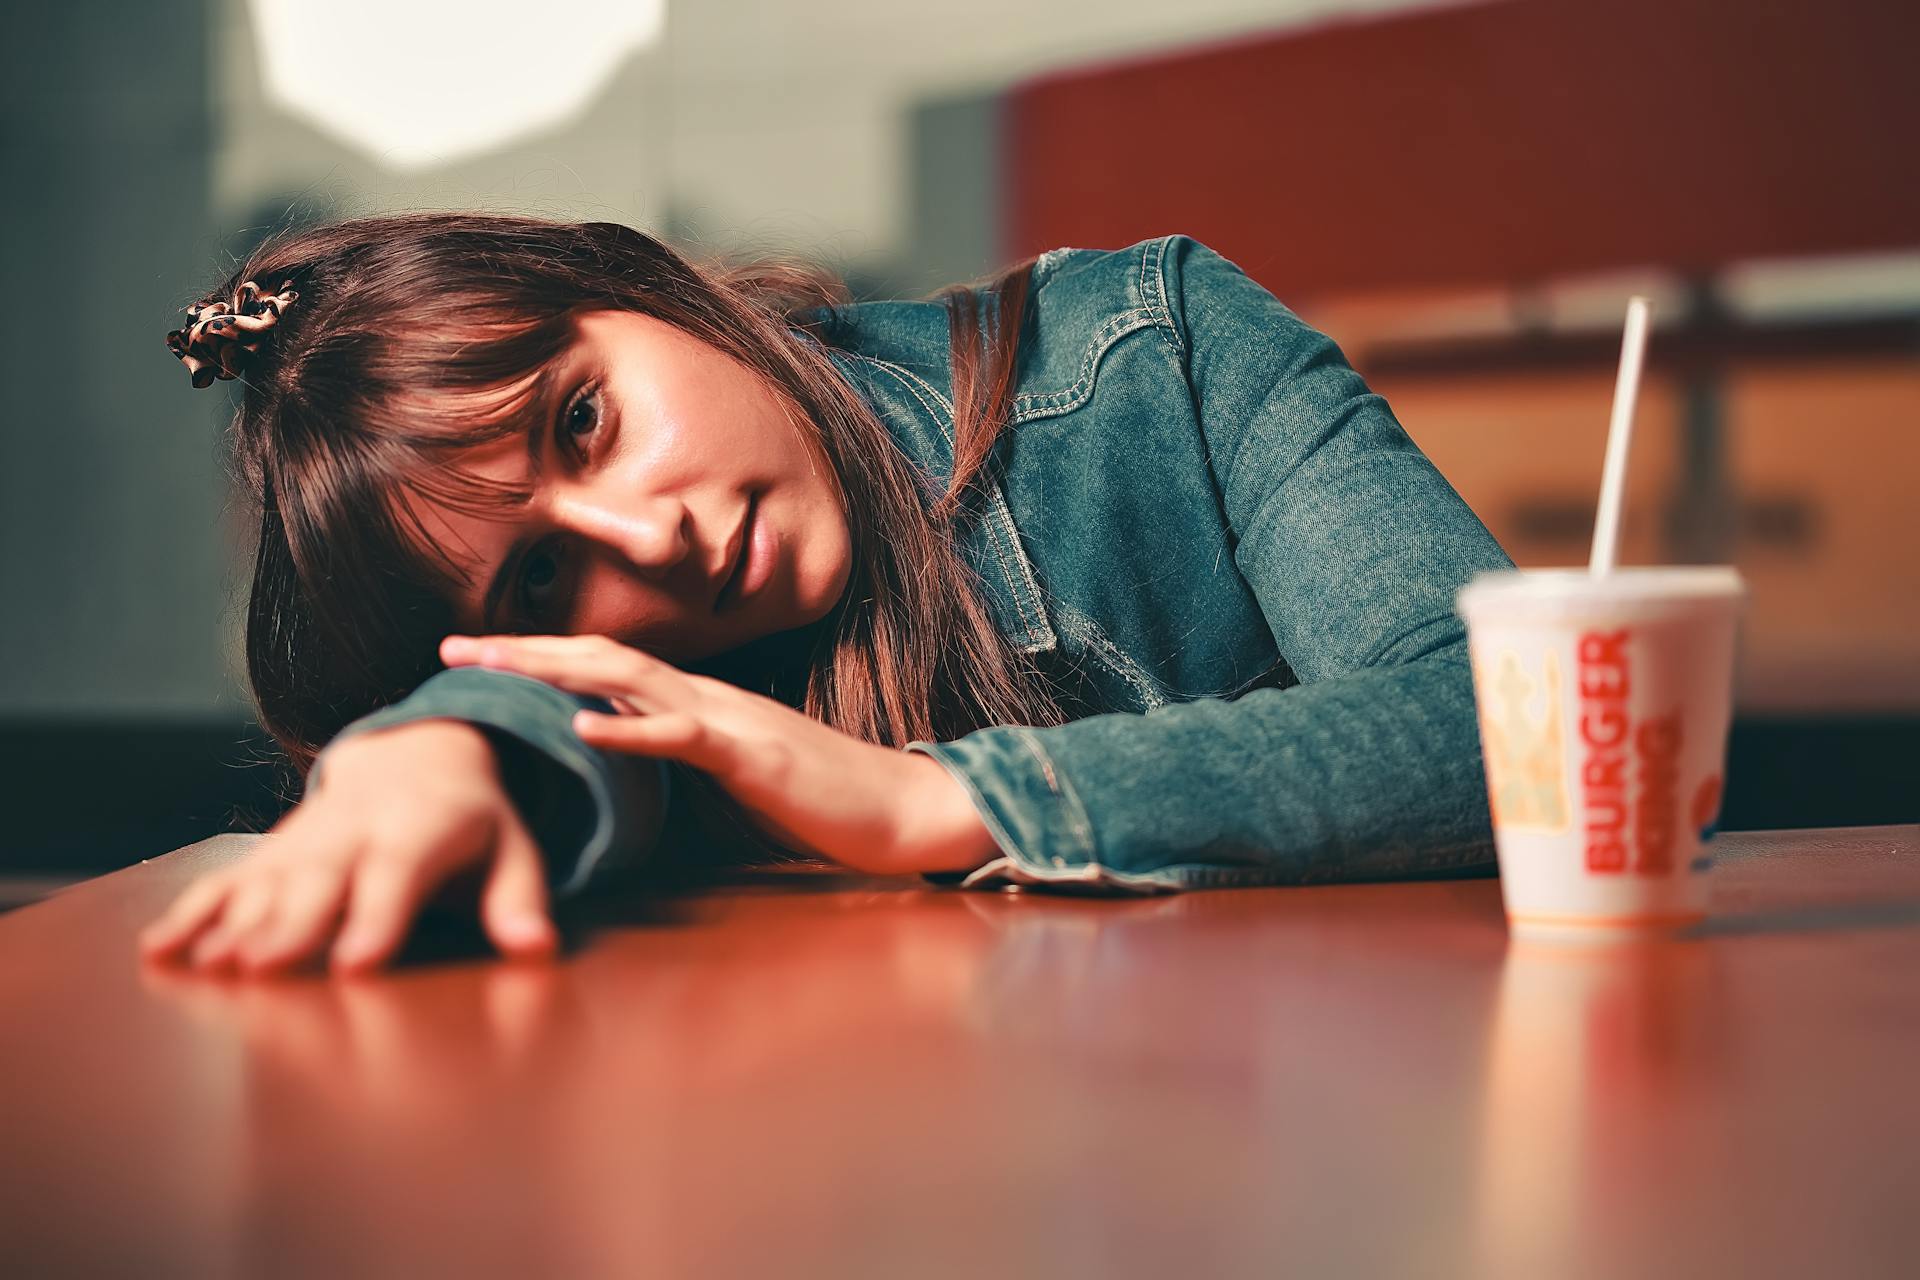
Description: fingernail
441,635,475,658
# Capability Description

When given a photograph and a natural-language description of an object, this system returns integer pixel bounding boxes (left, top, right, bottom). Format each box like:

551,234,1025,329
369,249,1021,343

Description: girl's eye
562,384,600,452
518,542,565,620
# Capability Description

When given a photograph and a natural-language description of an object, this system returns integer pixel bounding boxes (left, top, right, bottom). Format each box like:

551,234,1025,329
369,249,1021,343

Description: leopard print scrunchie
165,278,300,388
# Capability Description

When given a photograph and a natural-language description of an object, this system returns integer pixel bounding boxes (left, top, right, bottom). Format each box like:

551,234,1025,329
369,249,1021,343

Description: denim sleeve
905,234,1515,892
314,665,672,899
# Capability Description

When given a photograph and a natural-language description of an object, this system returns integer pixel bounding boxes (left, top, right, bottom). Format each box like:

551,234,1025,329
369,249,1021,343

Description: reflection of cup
1455,567,1746,938
1472,936,1729,1273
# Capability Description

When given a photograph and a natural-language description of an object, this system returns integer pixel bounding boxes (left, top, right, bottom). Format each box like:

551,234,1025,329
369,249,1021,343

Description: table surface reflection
2,825,1915,1279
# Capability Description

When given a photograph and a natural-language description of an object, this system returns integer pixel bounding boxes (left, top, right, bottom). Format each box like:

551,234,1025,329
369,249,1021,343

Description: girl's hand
439,634,997,876
138,719,559,976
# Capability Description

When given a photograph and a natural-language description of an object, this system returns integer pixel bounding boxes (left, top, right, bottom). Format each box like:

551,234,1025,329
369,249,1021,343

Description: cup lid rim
1457,565,1746,607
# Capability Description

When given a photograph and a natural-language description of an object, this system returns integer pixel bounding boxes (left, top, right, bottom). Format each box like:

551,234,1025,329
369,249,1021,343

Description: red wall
1002,0,1920,294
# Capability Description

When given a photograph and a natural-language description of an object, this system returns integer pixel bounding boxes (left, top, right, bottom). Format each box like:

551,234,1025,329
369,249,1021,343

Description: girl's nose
549,490,692,577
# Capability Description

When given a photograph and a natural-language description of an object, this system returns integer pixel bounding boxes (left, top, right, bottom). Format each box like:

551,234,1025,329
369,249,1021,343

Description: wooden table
3,826,1915,1279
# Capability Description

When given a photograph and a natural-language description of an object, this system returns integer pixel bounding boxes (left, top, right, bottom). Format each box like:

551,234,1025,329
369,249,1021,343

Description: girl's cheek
568,576,676,651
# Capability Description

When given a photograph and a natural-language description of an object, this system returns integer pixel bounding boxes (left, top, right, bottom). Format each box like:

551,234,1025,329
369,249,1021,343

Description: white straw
1589,295,1652,576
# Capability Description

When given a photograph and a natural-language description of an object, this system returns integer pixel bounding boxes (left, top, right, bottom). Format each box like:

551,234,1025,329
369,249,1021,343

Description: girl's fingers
236,862,353,974
477,812,558,962
572,710,721,771
441,634,681,708
157,812,324,964
189,872,282,970
140,873,243,961
331,853,436,974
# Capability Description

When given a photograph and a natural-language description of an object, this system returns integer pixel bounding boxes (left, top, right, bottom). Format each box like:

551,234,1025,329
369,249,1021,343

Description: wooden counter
3,826,1915,1278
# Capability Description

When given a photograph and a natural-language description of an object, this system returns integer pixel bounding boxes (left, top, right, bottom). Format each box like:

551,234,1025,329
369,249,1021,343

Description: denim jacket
329,234,1516,896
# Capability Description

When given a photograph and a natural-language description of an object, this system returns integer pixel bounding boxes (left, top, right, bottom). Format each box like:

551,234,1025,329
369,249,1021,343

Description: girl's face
412,309,854,663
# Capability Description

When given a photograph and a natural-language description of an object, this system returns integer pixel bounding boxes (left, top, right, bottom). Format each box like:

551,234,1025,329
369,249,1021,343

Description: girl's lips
716,493,772,612
714,496,752,611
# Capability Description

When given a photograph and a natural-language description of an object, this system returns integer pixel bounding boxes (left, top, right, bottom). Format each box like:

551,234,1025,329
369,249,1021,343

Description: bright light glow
247,0,666,171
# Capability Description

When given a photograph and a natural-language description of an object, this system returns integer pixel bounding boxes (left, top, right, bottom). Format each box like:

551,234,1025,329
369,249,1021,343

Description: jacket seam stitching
1006,236,1181,425
1008,309,1160,423
1140,235,1185,361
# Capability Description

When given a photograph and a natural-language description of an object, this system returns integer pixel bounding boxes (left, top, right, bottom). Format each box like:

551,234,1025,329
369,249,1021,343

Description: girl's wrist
312,716,494,792
891,753,999,875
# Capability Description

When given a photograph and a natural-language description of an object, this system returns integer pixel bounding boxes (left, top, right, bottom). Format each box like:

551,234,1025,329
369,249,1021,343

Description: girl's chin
805,536,857,619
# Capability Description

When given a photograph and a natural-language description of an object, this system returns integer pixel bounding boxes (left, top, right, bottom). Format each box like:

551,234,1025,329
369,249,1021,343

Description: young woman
139,214,1515,976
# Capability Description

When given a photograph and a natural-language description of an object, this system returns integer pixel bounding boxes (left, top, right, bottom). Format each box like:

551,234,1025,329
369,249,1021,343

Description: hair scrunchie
165,278,300,388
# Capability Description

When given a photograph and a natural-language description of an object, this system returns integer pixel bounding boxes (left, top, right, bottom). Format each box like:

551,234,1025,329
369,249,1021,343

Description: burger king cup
1457,567,1746,938
1456,295,1748,939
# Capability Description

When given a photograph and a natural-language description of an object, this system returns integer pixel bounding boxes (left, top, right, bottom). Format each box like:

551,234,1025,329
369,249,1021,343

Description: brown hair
183,212,1068,816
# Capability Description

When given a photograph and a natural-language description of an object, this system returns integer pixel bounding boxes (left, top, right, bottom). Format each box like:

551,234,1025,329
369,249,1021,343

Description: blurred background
3,0,1914,905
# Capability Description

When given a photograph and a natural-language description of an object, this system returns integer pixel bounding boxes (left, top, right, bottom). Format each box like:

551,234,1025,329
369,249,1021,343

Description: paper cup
1455,567,1747,939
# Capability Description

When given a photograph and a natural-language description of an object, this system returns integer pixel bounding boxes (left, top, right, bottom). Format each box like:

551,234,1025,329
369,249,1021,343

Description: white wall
210,0,1457,275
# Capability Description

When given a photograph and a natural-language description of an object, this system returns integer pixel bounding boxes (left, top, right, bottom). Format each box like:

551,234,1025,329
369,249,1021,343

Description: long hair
180,213,1068,825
